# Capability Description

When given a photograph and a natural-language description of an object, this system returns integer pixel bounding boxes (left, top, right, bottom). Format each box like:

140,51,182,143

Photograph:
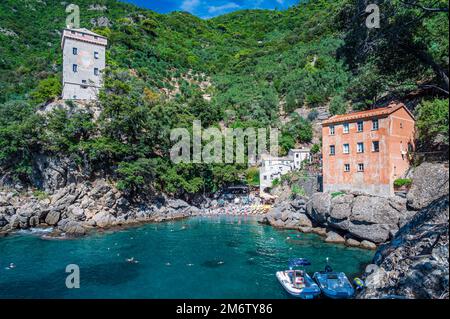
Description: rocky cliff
359,195,449,299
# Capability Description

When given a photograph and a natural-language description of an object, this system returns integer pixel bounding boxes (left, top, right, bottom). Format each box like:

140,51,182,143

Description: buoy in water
353,277,365,290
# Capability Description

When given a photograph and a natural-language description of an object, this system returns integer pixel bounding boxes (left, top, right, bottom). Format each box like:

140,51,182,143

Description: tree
30,76,62,104
340,0,449,104
329,95,347,115
417,98,449,147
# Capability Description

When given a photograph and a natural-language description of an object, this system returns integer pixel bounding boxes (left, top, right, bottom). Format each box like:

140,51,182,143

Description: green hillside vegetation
0,0,448,197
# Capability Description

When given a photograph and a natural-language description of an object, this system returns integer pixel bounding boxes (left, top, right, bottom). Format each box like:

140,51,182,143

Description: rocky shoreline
1,161,449,299
261,162,449,251
0,179,271,239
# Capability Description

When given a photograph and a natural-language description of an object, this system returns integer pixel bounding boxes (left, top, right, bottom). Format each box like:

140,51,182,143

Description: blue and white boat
313,259,355,299
276,258,321,299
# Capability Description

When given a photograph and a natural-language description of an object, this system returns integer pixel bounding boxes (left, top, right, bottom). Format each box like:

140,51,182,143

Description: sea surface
0,216,374,298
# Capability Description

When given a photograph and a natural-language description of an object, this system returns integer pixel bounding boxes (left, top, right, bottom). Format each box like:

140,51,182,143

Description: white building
61,28,107,100
259,148,311,191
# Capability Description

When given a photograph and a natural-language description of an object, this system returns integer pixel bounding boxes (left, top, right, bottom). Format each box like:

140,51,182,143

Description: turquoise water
0,216,373,298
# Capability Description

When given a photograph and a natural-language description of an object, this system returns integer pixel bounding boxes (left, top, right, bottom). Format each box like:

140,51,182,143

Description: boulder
329,194,353,220
272,220,285,228
347,222,392,244
360,240,377,250
291,197,306,210
9,215,20,229
297,213,313,228
351,195,400,225
168,199,189,210
346,238,361,247
311,227,327,237
29,215,40,227
325,231,345,244
348,195,402,243
45,210,61,226
298,226,312,233
280,211,291,222
310,192,332,223
93,211,115,228
63,221,86,236
407,162,449,210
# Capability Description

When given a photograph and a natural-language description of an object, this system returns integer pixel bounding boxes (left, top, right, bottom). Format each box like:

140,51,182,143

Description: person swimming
126,257,139,264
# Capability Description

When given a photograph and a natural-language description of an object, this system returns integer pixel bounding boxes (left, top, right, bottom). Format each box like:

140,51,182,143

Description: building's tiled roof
321,102,414,125
65,28,106,38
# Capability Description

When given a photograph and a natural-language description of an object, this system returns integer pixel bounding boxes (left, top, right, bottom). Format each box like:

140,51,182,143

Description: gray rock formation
407,162,449,211
0,178,198,236
325,231,345,244
359,196,449,299
260,196,313,230
310,192,405,244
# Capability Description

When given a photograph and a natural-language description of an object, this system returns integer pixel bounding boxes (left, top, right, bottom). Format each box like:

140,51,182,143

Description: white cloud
207,2,240,14
181,0,201,12
276,0,284,4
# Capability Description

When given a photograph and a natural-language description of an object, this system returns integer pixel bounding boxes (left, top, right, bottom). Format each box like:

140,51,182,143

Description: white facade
61,28,107,100
259,148,311,191
289,149,312,170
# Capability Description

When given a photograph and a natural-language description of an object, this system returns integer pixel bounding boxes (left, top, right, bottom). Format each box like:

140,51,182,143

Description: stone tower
61,28,107,100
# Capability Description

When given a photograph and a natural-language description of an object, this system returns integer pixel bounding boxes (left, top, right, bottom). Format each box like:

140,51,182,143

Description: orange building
321,103,416,197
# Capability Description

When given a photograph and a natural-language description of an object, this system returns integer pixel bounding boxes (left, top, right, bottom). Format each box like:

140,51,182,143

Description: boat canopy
288,258,311,269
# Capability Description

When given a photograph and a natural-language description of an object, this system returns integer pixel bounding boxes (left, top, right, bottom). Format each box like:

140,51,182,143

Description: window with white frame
343,123,349,134
344,164,350,172
357,121,363,132
372,119,379,130
330,125,335,135
343,143,350,154
357,142,364,153
372,141,380,152
330,145,335,155
358,163,364,172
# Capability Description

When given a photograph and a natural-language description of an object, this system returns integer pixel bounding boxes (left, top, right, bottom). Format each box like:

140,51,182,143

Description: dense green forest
0,0,448,197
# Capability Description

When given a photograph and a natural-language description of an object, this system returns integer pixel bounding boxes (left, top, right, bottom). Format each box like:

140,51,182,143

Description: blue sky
121,0,300,19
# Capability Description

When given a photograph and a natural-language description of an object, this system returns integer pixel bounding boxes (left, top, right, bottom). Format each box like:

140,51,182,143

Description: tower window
72,64,78,72
73,47,78,55
94,51,99,59
94,68,99,76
